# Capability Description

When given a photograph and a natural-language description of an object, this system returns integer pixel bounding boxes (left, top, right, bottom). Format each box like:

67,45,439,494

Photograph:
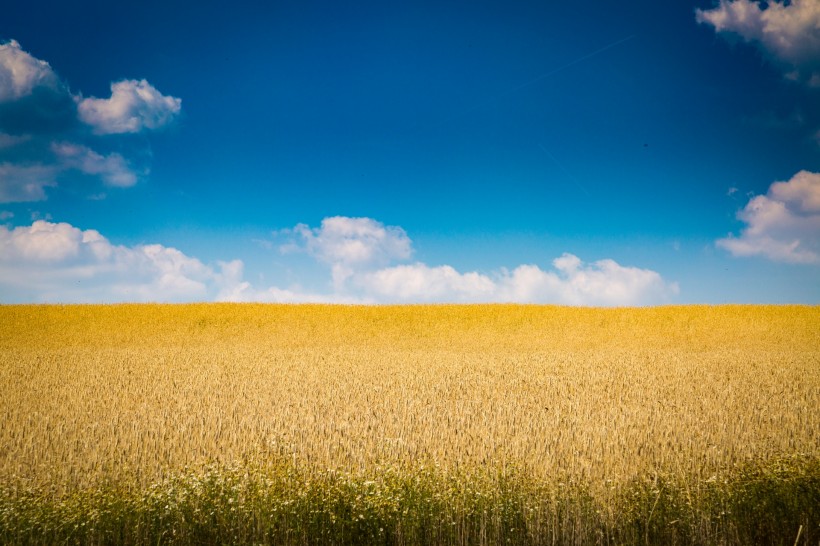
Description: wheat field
0,304,818,544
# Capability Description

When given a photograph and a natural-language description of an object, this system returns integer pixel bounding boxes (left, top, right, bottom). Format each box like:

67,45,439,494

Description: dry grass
0,304,818,544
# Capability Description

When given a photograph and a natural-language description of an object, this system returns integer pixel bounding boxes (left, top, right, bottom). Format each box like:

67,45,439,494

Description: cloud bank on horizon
6,164,818,305
0,40,180,203
0,216,679,305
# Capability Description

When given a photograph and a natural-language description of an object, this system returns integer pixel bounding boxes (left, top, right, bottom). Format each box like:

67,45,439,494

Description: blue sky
0,0,818,304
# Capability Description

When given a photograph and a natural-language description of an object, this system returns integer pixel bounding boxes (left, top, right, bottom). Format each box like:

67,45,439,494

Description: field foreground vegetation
0,304,817,545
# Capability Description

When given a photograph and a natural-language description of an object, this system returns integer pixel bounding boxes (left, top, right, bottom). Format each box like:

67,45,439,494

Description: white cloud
219,268,364,304
0,221,243,302
503,256,667,305
357,255,677,305
1,217,679,305
285,216,413,288
717,170,820,263
769,169,820,212
280,217,678,305
0,163,58,202
0,142,137,202
696,0,820,85
360,263,497,302
77,79,181,134
0,41,179,201
0,220,98,261
52,142,137,187
0,40,60,102
288,216,413,265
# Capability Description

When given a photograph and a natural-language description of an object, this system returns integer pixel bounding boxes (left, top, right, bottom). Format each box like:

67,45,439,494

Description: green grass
2,455,817,545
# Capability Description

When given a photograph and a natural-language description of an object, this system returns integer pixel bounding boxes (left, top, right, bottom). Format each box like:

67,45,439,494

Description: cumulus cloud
279,216,678,305
717,170,820,263
500,255,676,306
1,217,679,305
360,263,497,302
0,40,60,102
0,221,243,302
356,255,677,305
77,79,181,134
0,41,75,136
0,40,179,202
285,216,413,288
696,0,820,85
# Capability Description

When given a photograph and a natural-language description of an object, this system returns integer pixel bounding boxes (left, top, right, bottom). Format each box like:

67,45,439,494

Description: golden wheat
0,304,817,501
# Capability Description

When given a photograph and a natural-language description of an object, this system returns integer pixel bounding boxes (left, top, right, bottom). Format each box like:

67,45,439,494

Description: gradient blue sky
1,0,819,304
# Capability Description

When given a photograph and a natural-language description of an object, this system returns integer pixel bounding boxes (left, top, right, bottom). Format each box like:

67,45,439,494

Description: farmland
0,304,818,544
